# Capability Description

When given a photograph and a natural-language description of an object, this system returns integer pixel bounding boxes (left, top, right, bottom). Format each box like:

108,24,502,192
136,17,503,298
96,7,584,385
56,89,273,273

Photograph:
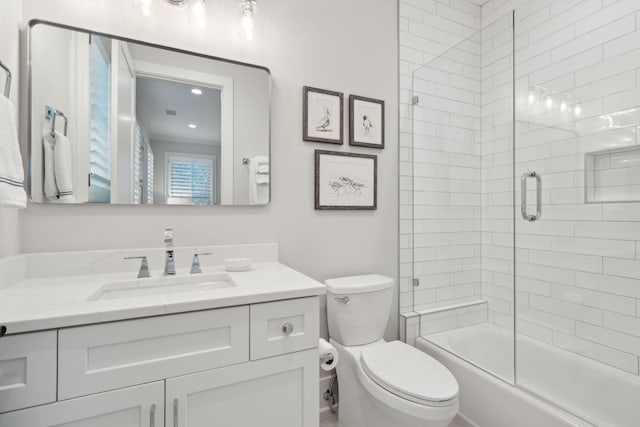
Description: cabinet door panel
59,306,249,399
0,331,57,413
167,349,318,427
0,381,163,427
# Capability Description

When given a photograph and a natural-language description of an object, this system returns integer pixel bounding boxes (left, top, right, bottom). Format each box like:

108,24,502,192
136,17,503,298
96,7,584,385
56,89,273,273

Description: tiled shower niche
586,145,640,203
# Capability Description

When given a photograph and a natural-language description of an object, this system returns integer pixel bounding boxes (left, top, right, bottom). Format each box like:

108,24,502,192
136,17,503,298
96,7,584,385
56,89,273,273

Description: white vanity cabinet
0,297,319,427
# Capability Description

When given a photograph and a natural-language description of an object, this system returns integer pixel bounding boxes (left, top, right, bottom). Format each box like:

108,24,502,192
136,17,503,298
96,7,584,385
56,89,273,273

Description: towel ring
0,60,11,98
50,110,68,137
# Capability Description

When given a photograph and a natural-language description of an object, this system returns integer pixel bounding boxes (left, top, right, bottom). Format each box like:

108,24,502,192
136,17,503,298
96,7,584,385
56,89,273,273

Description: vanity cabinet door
0,381,164,427
166,349,318,427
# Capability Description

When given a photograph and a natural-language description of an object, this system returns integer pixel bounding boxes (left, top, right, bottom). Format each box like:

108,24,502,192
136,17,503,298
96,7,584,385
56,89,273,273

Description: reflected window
88,36,112,203
146,144,154,204
167,154,215,205
133,120,143,204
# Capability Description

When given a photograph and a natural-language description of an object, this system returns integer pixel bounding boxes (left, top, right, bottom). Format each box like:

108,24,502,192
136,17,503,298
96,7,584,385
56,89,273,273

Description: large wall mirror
28,21,270,206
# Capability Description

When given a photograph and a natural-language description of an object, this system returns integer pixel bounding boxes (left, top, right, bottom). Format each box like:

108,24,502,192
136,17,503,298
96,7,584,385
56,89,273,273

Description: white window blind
88,37,111,203
133,121,143,204
146,145,154,205
167,155,214,205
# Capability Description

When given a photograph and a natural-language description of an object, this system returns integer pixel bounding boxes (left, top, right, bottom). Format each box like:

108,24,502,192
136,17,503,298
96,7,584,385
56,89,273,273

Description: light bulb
191,88,203,95
242,13,254,40
189,0,207,29
560,101,567,112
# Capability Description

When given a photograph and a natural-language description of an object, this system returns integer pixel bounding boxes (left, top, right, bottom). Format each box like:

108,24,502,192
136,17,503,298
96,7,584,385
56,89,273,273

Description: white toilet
325,274,459,427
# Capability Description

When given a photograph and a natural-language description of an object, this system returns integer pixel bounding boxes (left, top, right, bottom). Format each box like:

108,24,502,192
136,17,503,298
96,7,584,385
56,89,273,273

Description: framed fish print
349,95,385,149
303,86,344,144
315,150,377,210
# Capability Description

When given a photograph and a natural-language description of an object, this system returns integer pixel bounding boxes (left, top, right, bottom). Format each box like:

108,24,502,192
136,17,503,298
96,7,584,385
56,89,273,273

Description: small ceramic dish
224,258,253,272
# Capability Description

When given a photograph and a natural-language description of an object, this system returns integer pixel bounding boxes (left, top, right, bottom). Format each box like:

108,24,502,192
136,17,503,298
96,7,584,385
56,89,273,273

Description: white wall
0,0,22,258
20,0,399,338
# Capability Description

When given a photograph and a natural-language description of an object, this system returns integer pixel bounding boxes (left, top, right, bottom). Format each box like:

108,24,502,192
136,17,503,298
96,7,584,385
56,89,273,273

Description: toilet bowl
325,275,459,427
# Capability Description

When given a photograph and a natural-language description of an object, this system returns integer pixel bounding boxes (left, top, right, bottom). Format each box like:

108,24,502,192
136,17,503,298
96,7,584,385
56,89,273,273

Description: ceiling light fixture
191,88,203,95
188,123,197,129
239,0,257,41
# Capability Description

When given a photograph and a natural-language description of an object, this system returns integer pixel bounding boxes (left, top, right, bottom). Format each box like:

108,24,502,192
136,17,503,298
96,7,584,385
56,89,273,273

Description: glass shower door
411,12,516,384
514,2,640,426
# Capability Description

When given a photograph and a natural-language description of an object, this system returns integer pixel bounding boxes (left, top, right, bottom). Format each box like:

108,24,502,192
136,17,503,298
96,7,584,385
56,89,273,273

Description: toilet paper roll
319,338,339,371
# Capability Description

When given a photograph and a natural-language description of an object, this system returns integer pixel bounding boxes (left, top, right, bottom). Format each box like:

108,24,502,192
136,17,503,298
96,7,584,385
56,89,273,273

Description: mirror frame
27,19,272,206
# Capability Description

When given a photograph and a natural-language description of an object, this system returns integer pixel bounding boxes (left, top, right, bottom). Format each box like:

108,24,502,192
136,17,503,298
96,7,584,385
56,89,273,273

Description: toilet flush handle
335,296,350,304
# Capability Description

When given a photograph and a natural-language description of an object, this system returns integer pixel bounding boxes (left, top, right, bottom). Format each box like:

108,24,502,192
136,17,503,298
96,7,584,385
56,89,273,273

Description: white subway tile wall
401,0,640,377
399,0,483,316
512,0,640,376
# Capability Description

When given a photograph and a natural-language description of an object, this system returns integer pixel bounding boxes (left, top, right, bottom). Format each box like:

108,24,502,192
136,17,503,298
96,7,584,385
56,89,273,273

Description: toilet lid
361,341,459,406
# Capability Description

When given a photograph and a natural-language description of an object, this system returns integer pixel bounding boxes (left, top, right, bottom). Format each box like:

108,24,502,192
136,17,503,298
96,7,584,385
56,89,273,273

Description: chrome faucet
163,228,176,276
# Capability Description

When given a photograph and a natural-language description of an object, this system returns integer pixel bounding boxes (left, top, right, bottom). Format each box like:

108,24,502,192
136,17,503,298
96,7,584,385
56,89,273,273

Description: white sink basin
89,273,236,301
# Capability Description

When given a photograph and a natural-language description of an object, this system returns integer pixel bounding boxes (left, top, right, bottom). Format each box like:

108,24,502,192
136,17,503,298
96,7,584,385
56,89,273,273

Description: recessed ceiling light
191,88,203,95
188,123,197,129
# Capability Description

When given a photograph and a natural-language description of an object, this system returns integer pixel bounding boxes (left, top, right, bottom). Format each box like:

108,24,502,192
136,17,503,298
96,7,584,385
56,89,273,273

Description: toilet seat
361,341,459,407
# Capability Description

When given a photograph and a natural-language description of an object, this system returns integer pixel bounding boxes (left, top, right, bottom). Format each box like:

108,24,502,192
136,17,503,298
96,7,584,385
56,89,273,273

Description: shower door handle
521,171,542,222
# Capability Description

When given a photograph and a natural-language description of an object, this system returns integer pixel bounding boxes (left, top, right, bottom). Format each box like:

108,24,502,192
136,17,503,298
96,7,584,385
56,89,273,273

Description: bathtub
416,323,640,427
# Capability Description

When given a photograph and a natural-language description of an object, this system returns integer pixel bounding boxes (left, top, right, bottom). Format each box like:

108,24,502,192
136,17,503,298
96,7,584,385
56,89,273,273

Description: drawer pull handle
173,398,179,427
282,322,294,335
335,296,350,304
150,404,156,427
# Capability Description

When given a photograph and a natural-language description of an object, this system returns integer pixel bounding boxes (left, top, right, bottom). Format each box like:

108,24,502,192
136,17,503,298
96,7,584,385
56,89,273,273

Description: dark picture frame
349,95,385,149
315,150,377,210
303,86,344,145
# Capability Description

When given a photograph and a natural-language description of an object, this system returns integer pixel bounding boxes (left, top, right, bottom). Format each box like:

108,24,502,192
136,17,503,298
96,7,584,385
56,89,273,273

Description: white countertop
0,261,326,335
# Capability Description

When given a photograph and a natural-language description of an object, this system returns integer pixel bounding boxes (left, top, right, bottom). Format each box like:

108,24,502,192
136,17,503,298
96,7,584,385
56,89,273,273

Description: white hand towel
53,131,75,203
257,164,269,174
248,155,269,205
256,173,269,185
43,133,58,201
0,95,27,208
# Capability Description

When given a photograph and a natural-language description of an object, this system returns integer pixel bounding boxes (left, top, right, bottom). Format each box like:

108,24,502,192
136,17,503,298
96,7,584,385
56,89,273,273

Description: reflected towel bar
0,60,11,98
46,105,69,137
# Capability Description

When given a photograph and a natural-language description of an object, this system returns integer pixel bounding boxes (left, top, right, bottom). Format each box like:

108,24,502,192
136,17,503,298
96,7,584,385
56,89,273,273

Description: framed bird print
303,86,344,144
349,95,385,149
315,150,377,210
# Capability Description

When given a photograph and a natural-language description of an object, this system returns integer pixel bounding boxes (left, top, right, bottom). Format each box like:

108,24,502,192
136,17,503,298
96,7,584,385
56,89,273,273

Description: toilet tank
325,274,394,346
